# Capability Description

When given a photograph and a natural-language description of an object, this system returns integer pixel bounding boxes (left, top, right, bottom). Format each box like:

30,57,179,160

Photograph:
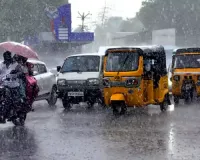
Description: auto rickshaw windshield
106,52,139,72
174,54,200,69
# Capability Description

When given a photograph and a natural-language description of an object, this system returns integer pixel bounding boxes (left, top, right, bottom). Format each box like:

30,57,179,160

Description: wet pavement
0,100,200,160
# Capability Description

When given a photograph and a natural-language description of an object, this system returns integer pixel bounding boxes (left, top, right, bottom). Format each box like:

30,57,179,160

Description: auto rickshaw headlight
173,75,180,81
87,78,99,85
103,78,110,87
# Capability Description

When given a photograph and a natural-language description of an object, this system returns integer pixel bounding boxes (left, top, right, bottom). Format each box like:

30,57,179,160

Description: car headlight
87,78,99,85
57,79,67,86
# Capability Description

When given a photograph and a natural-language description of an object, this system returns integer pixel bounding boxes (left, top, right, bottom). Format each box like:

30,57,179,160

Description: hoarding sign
45,6,59,19
152,28,176,46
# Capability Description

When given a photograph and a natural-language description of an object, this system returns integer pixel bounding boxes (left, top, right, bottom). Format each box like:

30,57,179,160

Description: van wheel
47,86,57,106
86,101,95,109
62,99,71,110
160,96,168,112
174,96,179,105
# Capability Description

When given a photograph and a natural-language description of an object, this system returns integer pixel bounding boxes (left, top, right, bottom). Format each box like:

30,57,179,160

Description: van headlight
57,79,67,86
87,78,99,85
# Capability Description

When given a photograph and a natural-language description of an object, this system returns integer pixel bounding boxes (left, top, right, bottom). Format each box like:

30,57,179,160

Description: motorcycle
0,73,30,126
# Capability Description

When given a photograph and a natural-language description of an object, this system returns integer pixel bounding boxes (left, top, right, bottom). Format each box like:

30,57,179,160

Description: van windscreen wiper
61,69,82,73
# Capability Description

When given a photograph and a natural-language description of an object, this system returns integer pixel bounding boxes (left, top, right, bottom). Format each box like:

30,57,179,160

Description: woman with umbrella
0,41,39,107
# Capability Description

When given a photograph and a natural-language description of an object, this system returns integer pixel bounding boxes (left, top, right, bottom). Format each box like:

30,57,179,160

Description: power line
98,0,112,26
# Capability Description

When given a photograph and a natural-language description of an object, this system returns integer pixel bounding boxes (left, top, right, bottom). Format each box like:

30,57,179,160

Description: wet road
1,100,200,160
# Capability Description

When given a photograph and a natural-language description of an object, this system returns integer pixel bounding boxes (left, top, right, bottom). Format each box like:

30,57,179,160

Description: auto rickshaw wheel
112,101,126,115
174,96,179,105
160,96,168,112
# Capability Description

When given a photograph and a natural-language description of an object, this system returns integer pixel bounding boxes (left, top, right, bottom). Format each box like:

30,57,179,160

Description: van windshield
174,54,200,69
106,52,139,72
61,56,100,73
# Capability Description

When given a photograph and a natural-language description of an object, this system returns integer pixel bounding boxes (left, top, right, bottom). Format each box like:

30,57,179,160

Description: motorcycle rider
0,51,17,123
13,55,38,110
12,55,28,103
0,51,16,83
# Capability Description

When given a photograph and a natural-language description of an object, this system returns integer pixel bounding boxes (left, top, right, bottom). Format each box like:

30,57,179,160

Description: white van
57,52,105,109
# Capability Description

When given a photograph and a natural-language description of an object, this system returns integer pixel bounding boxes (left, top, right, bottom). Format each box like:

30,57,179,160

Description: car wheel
47,86,57,106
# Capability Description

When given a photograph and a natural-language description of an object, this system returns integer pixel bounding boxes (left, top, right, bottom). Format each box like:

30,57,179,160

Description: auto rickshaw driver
103,46,170,115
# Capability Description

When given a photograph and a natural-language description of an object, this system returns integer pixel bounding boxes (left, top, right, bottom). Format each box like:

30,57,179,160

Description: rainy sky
69,0,142,28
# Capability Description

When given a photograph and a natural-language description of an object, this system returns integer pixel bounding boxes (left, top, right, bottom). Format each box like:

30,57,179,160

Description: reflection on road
0,126,37,160
0,101,200,159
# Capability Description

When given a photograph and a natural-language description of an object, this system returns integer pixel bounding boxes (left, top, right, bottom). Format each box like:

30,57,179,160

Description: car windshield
174,54,200,69
61,56,100,73
106,52,139,72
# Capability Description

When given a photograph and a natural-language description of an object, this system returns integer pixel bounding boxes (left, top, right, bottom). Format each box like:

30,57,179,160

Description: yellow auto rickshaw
171,48,200,104
103,46,170,114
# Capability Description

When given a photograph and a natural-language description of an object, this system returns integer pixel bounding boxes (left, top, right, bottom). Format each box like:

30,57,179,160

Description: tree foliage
0,0,68,42
137,0,200,36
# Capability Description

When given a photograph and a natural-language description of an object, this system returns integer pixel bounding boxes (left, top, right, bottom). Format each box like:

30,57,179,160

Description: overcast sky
69,0,142,29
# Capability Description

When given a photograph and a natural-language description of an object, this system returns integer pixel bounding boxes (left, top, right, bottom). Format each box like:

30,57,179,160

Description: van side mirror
57,66,61,72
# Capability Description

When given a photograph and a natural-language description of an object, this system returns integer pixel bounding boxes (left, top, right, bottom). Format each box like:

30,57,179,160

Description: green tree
120,17,144,32
137,0,200,36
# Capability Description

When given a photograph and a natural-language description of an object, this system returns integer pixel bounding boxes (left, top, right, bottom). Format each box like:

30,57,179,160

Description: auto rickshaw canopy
105,45,167,76
173,47,200,55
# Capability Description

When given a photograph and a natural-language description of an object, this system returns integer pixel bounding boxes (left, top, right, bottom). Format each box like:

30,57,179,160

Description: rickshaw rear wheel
160,95,168,112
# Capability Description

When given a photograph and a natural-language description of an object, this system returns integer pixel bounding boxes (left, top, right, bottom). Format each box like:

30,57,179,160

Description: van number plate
68,92,84,97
